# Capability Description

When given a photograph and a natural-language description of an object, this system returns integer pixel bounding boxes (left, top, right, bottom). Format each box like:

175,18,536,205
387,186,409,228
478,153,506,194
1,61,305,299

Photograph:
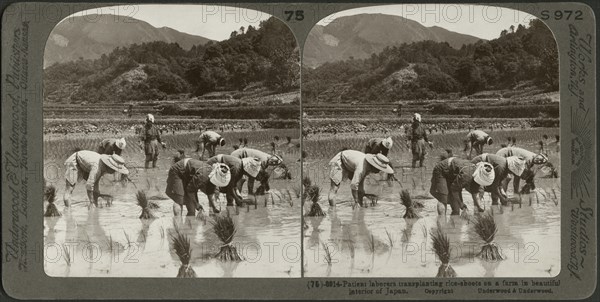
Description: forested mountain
44,17,299,103
302,19,558,103
44,14,212,68
303,14,482,67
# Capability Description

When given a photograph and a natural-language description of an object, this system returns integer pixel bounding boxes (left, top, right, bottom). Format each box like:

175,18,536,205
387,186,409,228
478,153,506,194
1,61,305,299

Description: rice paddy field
43,128,302,278
302,127,561,278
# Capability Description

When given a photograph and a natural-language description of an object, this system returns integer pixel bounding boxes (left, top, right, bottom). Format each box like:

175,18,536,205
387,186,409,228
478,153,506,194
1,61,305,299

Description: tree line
44,17,299,104
302,19,558,103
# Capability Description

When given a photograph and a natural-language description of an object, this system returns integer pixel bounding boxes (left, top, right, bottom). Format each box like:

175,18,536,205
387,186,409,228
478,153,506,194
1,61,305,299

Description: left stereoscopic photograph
42,5,301,278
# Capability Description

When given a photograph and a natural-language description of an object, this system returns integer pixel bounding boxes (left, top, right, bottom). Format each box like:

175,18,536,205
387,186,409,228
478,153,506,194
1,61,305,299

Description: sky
67,5,272,41
317,4,538,40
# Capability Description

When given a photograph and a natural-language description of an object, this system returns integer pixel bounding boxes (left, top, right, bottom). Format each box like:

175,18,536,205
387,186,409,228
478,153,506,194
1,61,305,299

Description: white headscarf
146,114,155,123
209,163,231,187
115,138,126,150
382,137,393,149
473,162,495,186
413,113,422,122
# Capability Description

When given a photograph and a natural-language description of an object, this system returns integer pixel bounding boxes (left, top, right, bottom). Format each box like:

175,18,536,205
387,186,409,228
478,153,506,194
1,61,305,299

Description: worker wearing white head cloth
98,137,127,156
430,157,494,215
364,137,394,180
364,137,393,156
206,155,268,207
165,158,230,216
407,113,433,168
139,113,166,169
196,130,226,160
466,130,493,158
472,154,526,206
496,146,549,195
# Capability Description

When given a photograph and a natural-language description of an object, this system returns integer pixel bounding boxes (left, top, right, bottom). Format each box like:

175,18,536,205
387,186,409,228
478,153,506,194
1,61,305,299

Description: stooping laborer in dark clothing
496,147,548,195
471,154,526,206
465,130,493,158
206,154,265,206
230,147,283,195
407,113,433,168
364,137,393,156
196,130,226,160
429,157,495,215
328,150,394,208
97,138,127,156
165,158,231,216
63,150,129,208
139,114,166,169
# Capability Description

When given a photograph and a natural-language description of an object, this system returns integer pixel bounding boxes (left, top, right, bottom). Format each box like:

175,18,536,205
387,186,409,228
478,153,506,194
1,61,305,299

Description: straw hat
115,138,126,150
472,162,494,186
209,163,231,187
382,137,393,149
146,114,154,123
242,157,261,178
506,156,526,176
100,154,129,175
365,153,394,174
413,113,422,122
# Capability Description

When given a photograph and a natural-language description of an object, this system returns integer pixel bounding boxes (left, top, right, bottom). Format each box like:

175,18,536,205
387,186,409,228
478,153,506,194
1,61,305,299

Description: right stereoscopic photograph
301,5,560,277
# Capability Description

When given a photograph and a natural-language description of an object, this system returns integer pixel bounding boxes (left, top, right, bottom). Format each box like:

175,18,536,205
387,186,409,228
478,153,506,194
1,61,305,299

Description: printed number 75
285,10,304,21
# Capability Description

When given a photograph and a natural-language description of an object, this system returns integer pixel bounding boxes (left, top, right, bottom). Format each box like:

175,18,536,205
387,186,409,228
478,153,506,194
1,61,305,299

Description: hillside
43,17,299,104
303,14,482,67
302,19,558,103
44,14,212,67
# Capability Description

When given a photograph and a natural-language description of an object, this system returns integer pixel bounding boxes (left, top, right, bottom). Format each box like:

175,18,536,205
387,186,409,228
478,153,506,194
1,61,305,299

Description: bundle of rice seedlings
171,226,197,278
211,214,243,261
400,190,420,219
98,194,114,207
364,193,379,206
136,190,156,219
473,213,504,261
305,186,325,217
430,227,456,277
44,185,61,217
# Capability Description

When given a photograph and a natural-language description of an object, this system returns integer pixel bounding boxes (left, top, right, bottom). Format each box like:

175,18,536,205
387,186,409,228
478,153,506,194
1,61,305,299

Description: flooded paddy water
43,129,302,278
302,128,560,278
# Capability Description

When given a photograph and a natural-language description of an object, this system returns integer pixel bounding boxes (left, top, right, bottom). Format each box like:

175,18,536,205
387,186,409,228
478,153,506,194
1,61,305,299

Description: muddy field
43,129,302,278
302,128,560,278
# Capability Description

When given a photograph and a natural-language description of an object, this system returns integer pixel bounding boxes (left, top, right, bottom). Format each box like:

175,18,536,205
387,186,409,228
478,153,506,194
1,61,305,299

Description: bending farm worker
140,114,166,169
496,146,548,194
407,113,433,168
231,147,283,195
97,137,126,156
206,155,268,206
430,157,494,215
63,151,129,208
327,150,394,208
466,130,493,158
165,158,231,216
196,130,226,159
364,137,393,157
471,154,526,206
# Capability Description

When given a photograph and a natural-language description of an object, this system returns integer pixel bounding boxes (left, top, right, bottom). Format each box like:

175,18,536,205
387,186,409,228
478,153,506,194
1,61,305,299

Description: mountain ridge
44,14,212,67
303,13,483,67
